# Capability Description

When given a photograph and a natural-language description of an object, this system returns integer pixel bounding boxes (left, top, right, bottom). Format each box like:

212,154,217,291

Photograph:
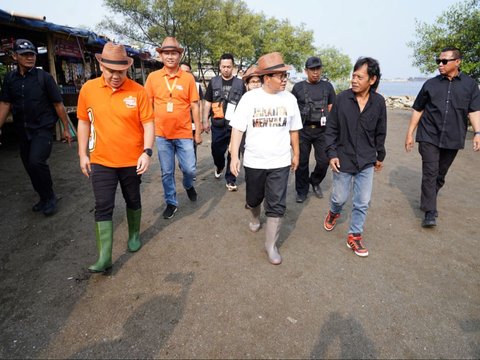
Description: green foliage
100,0,316,76
316,46,352,82
408,0,480,80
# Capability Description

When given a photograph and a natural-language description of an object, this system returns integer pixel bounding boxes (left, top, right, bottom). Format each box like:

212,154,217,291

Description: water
377,81,426,97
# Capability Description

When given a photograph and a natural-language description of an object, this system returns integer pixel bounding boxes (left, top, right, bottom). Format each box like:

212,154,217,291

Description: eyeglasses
435,58,458,65
269,73,289,81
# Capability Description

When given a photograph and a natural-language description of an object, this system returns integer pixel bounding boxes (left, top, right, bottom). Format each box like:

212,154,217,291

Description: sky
0,0,462,79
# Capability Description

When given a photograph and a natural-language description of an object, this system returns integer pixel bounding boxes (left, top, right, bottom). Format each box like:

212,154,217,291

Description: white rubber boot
265,217,282,265
249,206,261,232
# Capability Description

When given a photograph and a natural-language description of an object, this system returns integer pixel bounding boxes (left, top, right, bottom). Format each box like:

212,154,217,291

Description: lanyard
164,75,178,98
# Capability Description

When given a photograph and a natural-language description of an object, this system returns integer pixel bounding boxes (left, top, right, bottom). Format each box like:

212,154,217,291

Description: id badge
320,116,327,126
167,102,174,112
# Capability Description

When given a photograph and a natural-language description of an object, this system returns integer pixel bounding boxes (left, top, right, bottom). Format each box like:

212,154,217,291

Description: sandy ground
0,108,479,359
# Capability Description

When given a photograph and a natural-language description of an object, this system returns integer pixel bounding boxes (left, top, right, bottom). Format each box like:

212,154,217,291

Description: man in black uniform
0,39,72,216
405,46,480,228
292,56,336,203
203,53,246,191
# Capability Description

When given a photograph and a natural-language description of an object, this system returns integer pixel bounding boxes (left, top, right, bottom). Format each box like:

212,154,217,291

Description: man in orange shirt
77,42,155,272
145,37,202,219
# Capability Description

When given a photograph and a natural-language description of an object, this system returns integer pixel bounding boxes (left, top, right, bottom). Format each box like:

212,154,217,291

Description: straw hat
242,65,259,82
256,52,292,75
156,37,184,54
95,42,133,70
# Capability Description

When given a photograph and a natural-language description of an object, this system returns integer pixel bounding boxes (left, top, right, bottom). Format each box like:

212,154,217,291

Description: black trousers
418,142,458,212
295,126,329,196
90,164,142,222
18,127,54,201
244,166,290,218
211,125,236,183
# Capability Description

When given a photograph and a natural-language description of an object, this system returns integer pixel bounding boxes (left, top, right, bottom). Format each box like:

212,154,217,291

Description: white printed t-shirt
230,87,303,169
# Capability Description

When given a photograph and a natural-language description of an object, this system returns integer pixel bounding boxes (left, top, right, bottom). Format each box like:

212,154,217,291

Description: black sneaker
32,199,46,212
163,204,178,219
422,211,436,228
42,196,57,216
186,186,197,201
296,193,307,203
311,183,323,198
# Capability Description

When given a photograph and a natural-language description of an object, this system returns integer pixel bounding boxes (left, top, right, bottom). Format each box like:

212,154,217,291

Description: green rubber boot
88,221,113,273
127,208,142,252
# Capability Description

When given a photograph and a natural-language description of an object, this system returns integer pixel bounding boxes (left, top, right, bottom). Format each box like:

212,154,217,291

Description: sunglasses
435,58,458,65
269,73,289,80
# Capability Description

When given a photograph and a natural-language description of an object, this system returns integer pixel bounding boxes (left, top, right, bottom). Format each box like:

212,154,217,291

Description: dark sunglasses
435,58,458,65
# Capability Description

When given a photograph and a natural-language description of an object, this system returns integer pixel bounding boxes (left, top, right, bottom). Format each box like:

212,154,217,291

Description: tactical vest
210,76,244,120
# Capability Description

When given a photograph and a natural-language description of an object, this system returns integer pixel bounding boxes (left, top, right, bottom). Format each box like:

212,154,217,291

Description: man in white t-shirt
230,52,302,265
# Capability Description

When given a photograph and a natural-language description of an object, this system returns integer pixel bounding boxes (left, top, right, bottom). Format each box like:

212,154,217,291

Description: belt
305,124,319,129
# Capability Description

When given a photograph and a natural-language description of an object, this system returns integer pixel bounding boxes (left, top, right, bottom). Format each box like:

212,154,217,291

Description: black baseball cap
305,56,322,69
14,39,37,54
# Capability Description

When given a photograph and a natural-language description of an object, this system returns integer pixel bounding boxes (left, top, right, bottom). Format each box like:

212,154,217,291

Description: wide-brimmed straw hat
156,37,184,54
256,52,292,75
242,65,260,82
95,42,133,70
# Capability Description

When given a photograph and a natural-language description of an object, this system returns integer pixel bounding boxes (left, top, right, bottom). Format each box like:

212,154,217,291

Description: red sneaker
347,233,368,257
324,211,340,231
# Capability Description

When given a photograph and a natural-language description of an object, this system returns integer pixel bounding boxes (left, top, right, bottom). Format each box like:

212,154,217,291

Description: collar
160,67,182,78
441,71,462,81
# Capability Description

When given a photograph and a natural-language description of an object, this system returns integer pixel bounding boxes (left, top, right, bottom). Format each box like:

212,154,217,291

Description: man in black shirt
292,56,336,203
0,39,72,216
405,46,480,228
324,57,387,257
203,53,246,191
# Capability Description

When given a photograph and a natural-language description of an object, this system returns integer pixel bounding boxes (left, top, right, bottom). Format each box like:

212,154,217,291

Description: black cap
305,56,322,69
14,39,37,54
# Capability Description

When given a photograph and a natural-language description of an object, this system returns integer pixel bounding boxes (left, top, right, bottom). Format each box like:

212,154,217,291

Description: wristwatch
143,148,153,157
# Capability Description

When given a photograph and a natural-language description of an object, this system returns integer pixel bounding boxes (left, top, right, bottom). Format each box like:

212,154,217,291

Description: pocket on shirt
454,99,469,110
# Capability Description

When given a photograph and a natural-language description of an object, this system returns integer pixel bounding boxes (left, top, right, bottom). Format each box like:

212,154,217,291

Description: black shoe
42,196,57,216
163,204,178,219
296,193,307,203
422,211,436,228
32,199,46,212
186,186,197,201
311,183,323,198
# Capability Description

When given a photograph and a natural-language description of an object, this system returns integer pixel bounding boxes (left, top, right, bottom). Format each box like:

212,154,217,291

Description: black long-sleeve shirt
0,67,62,131
325,89,387,173
413,72,480,150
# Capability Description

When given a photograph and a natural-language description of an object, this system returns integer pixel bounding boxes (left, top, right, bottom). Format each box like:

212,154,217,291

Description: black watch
143,148,153,157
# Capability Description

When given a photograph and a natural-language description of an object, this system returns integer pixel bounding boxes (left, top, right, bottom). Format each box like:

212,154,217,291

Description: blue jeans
330,166,374,234
156,137,196,206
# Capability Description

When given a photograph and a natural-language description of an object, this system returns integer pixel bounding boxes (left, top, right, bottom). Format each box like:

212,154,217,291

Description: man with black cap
0,39,72,216
291,56,336,203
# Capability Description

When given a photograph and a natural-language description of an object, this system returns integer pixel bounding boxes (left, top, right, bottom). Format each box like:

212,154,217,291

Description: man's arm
0,101,11,129
203,100,212,133
229,128,244,177
53,102,73,144
290,130,300,172
77,120,91,177
469,110,480,151
191,101,202,144
136,121,155,175
405,109,423,152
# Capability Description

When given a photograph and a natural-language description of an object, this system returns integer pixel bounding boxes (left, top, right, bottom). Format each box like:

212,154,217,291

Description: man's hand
291,154,299,172
202,121,210,134
405,133,414,152
63,129,73,146
330,158,341,173
195,131,202,145
136,153,150,175
374,160,384,172
230,156,241,177
79,155,91,178
473,134,480,152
